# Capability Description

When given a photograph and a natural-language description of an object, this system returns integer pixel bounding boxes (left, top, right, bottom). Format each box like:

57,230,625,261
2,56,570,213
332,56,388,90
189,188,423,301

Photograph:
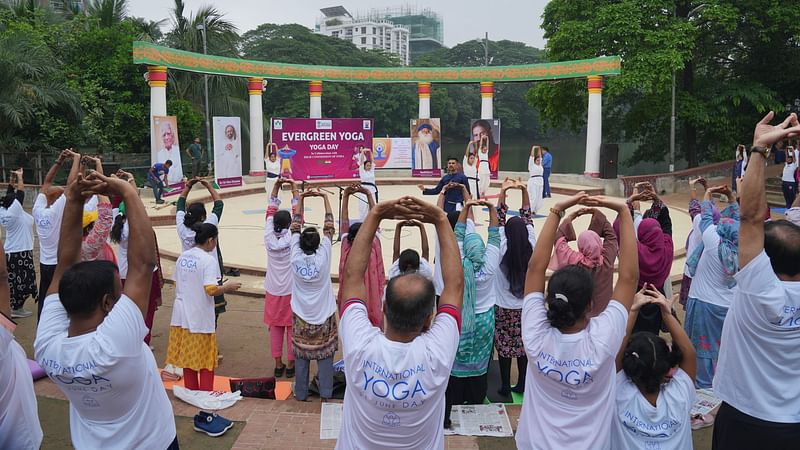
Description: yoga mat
160,370,294,400
484,360,525,405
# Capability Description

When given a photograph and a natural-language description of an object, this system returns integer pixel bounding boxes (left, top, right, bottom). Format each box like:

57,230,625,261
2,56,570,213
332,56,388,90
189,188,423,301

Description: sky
127,0,549,49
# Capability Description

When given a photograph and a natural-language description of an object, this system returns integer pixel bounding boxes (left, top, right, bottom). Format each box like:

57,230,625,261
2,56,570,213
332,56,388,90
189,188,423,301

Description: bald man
336,196,464,449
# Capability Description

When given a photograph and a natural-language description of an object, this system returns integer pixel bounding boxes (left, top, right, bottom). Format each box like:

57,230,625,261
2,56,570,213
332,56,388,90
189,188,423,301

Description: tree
84,0,128,27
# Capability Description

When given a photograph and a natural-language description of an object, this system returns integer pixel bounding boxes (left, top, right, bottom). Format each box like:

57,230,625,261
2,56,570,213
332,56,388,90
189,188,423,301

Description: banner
151,116,184,194
372,138,411,169
213,117,243,188
411,118,442,177
469,119,501,180
270,118,374,180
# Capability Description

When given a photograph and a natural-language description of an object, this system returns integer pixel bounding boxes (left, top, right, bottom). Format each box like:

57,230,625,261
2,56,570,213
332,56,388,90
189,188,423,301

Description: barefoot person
515,192,638,449
0,169,36,319
336,196,464,449
712,112,800,450
35,172,178,449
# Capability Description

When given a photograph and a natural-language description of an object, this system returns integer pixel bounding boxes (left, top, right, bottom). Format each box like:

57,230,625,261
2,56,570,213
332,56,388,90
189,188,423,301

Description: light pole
670,3,707,173
477,32,490,66
197,19,212,175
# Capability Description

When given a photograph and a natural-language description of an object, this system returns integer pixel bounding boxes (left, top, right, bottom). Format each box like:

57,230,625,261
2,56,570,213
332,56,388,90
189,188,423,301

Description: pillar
585,75,603,177
480,81,494,119
309,80,322,119
147,66,168,148
248,77,266,176
418,82,431,119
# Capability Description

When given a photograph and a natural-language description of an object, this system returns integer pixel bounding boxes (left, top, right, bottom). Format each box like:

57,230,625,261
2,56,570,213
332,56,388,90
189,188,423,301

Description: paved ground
10,178,726,449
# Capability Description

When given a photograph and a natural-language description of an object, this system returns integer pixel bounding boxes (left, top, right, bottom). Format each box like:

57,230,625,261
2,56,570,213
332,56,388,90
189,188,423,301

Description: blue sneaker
194,411,234,437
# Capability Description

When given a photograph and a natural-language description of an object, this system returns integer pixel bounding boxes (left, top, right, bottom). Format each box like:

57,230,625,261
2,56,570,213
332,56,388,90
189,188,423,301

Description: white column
248,77,265,176
585,76,603,177
418,82,431,119
147,66,168,149
309,80,322,119
480,81,494,119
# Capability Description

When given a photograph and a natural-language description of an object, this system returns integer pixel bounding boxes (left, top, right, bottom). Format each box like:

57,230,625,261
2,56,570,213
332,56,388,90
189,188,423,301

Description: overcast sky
128,0,549,49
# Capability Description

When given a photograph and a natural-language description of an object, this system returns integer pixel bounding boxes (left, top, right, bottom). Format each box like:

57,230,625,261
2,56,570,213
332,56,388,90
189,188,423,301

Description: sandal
285,367,295,378
274,365,285,378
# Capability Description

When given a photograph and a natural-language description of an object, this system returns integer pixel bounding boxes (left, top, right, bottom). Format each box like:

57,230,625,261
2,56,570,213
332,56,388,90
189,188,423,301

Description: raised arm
177,177,198,212
66,149,81,185
417,220,430,260
616,287,650,371
340,185,356,236
392,221,404,262
42,151,68,192
198,179,223,219
421,177,449,196
740,112,800,267
525,192,587,295
321,191,335,241
420,197,463,310
654,289,696,381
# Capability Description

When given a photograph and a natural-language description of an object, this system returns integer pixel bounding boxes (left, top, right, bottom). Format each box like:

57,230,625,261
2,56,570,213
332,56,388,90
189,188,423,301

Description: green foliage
530,0,800,167
167,98,203,149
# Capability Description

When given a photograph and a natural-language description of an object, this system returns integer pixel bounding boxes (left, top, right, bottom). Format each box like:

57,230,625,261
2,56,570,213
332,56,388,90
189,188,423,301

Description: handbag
229,377,276,399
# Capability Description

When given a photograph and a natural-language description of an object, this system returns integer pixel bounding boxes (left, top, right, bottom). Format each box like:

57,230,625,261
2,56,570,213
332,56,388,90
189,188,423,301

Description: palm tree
128,16,166,42
84,0,128,27
0,28,82,151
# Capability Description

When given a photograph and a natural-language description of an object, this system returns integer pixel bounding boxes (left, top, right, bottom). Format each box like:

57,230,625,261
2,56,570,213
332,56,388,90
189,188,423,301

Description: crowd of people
1,113,800,449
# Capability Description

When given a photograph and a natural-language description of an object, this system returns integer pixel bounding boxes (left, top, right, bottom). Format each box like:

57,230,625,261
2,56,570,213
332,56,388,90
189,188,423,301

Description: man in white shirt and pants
712,111,800,449
336,196,464,450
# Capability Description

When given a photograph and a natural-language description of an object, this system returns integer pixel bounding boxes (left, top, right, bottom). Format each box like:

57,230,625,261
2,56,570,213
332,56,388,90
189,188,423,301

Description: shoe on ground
194,411,234,437
156,200,165,204
11,308,32,318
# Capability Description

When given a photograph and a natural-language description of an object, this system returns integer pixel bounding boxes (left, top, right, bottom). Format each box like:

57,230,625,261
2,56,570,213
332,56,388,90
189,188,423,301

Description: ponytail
184,202,207,228
273,210,291,233
110,214,127,243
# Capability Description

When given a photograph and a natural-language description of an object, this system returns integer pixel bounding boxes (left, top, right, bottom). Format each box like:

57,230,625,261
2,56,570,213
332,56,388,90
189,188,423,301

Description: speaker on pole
600,143,619,179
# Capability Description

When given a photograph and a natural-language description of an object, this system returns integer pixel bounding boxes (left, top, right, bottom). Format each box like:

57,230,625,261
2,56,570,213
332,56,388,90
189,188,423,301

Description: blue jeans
148,174,164,202
543,167,552,197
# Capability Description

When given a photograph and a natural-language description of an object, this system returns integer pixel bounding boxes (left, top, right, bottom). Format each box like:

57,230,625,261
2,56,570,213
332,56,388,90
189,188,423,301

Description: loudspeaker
600,143,619,179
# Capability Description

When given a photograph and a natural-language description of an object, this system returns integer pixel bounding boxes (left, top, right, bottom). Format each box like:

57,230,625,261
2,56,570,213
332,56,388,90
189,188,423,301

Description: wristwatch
550,207,565,219
750,145,770,159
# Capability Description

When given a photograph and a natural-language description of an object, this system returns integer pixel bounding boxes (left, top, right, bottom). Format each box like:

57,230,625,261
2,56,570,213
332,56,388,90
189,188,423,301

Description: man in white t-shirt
34,173,177,449
0,244,43,450
33,149,82,321
336,196,464,450
712,112,800,449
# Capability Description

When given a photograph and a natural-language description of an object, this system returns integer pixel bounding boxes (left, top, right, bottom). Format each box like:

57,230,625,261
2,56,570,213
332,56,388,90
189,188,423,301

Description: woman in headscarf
493,178,536,397
549,207,618,316
684,185,739,389
444,198,501,428
337,184,386,329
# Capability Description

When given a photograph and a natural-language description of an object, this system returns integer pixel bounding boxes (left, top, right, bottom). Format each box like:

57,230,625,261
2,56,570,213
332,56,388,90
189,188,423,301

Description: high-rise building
316,6,411,65
369,6,444,61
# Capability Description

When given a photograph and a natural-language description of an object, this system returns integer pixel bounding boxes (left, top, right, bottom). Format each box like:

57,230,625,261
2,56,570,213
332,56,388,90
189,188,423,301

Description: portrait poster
270,118,374,181
213,116,243,188
371,138,412,169
151,115,184,193
411,118,442,177
469,119,501,180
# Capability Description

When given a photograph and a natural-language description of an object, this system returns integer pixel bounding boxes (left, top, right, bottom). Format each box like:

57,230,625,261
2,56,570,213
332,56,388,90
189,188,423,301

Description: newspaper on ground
444,403,514,437
320,403,343,440
691,388,722,417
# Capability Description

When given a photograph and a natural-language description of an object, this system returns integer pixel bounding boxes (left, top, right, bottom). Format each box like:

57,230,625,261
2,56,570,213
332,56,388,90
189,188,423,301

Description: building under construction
365,6,444,61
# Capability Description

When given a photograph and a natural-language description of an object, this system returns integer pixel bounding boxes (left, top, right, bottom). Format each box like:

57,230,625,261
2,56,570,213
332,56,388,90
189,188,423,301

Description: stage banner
213,116,243,188
270,118,374,181
469,119,501,180
372,138,412,169
151,115,185,195
411,118,442,177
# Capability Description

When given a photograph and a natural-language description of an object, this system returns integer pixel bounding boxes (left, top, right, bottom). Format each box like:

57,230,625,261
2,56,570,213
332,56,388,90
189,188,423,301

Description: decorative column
147,66,168,147
584,75,603,177
309,80,322,119
418,82,431,119
480,81,494,119
248,77,266,176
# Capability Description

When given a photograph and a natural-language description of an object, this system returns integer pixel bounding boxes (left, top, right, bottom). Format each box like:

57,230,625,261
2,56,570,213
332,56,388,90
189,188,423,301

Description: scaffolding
357,5,444,60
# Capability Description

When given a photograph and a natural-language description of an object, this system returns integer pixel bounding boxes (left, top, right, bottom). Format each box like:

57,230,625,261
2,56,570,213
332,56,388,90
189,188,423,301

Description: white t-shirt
683,214,704,277
434,219,474,296
0,326,43,450
463,156,478,179
33,193,67,265
116,218,129,279
290,233,335,325
783,160,798,182
478,149,490,174
265,158,280,175
494,224,537,310
611,369,694,450
715,251,800,423
459,231,501,314
687,225,734,308
172,246,220,334
359,166,376,187
336,301,460,450
176,208,220,266
528,157,544,178
0,199,34,253
388,257,434,281
264,215,293,296
34,294,176,449
516,292,627,450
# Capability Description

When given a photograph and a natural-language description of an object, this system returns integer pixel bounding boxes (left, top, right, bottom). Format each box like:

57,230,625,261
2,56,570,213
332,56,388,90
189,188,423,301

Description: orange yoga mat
160,370,293,400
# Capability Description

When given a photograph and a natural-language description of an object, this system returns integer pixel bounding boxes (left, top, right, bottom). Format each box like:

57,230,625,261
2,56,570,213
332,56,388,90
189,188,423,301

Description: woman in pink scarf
549,208,618,316
337,184,386,329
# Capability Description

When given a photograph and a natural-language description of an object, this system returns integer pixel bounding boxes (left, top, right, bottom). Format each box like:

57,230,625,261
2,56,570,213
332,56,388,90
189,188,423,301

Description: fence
619,161,735,197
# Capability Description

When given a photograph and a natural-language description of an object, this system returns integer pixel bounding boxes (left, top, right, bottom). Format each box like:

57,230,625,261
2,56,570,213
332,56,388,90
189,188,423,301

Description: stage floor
153,183,693,281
